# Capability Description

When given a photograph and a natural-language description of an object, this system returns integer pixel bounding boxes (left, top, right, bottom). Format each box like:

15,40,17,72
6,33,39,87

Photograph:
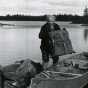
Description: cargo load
49,29,74,56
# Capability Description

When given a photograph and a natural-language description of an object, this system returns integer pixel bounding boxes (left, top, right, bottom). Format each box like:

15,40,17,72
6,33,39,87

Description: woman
39,15,63,69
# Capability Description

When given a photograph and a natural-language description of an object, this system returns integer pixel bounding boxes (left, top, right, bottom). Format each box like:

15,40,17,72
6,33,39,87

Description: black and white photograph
0,0,88,88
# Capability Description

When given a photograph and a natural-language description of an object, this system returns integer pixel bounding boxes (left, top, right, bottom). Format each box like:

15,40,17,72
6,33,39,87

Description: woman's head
46,15,56,23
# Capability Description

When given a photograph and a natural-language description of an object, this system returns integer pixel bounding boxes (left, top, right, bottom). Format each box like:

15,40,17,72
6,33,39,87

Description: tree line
0,14,88,23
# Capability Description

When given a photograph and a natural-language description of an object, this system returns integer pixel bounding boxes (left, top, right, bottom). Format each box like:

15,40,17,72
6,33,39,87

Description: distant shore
0,14,87,25
0,14,84,22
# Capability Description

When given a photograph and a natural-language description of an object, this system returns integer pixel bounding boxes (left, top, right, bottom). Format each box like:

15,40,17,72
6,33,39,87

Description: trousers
41,48,59,65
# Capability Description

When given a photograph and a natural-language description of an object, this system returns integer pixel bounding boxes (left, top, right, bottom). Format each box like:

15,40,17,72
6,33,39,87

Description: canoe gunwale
32,71,83,81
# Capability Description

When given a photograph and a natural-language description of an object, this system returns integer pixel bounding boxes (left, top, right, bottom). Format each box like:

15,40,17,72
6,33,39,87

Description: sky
0,0,87,16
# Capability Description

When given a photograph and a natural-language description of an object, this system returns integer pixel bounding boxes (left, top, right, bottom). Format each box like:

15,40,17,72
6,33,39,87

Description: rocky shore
0,52,88,88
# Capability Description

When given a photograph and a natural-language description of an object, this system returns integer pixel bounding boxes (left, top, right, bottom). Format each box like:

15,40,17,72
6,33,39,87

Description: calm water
0,21,88,66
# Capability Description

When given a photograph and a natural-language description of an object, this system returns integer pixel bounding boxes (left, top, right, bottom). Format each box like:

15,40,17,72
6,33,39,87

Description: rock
15,59,43,88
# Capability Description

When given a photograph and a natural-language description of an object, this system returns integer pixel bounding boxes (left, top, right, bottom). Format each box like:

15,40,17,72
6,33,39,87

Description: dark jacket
39,22,60,51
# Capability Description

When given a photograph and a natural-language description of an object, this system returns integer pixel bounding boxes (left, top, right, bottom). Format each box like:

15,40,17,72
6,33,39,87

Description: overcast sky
0,0,87,16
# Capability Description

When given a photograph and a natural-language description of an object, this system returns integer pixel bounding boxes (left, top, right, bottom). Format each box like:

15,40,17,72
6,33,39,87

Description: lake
0,21,88,66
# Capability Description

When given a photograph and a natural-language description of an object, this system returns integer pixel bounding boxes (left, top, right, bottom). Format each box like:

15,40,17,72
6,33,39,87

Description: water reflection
84,29,88,41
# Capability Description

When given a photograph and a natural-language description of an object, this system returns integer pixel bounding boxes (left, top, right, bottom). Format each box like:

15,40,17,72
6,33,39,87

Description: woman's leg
41,49,49,70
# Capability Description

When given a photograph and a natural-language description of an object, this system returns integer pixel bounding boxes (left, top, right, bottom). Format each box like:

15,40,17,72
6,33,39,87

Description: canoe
30,53,88,88
30,71,88,88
